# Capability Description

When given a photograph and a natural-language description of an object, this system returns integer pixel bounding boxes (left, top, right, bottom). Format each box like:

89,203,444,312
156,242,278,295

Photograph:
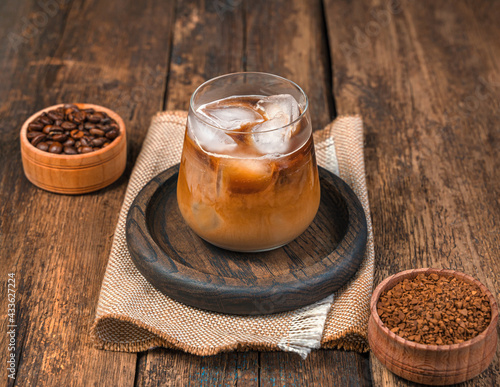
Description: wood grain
323,0,500,386
0,0,175,386
260,351,372,387
244,0,334,131
135,348,259,387
126,165,367,314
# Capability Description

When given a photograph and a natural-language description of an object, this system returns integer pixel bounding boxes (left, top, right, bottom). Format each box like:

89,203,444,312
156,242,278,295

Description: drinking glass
177,72,320,252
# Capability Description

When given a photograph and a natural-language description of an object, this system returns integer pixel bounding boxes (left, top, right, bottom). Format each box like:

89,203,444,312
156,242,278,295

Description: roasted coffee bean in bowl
25,104,120,155
20,103,127,194
368,268,498,385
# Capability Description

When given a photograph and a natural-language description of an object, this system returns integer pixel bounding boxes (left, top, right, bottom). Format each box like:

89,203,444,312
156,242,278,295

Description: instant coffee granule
377,273,491,345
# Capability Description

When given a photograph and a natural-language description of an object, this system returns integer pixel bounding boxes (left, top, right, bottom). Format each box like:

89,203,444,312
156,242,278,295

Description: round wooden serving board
126,165,367,315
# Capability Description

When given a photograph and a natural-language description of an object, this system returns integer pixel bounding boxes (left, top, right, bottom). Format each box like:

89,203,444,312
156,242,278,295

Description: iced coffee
177,73,320,252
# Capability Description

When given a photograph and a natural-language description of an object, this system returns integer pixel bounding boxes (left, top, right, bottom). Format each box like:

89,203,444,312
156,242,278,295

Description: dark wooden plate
126,165,367,315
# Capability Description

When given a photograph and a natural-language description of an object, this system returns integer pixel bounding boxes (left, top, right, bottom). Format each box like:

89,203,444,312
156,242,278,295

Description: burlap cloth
91,112,374,358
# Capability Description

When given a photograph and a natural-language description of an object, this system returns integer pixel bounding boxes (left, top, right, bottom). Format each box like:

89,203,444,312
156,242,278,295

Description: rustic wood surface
324,0,500,386
0,0,498,386
126,165,367,315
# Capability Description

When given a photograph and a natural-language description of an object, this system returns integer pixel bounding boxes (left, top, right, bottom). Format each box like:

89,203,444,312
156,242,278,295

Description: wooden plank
136,1,254,385
135,349,258,387
139,0,371,385
260,351,371,387
0,0,175,386
323,0,500,386
164,0,245,111
246,0,371,385
245,0,334,129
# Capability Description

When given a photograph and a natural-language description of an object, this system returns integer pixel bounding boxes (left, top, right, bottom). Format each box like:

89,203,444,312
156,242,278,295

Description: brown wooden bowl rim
370,267,499,352
20,103,126,160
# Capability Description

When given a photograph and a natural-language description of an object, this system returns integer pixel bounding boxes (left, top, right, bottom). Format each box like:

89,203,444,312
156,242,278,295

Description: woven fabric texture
91,111,374,357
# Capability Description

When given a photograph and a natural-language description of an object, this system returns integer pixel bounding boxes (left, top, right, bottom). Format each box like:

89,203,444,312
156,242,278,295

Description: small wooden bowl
20,103,127,194
368,268,498,385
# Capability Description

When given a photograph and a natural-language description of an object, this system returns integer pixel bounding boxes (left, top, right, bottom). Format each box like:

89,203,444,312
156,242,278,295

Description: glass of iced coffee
177,72,320,252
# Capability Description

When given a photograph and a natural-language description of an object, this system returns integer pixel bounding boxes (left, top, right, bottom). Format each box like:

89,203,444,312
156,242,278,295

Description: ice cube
256,94,300,123
251,114,292,154
251,94,301,154
197,101,264,130
188,115,238,153
221,158,275,194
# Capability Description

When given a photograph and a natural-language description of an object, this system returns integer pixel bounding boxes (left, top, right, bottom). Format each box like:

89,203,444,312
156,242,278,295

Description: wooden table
1,0,498,385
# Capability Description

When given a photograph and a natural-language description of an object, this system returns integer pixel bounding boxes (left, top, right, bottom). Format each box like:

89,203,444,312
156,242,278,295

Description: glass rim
189,72,309,134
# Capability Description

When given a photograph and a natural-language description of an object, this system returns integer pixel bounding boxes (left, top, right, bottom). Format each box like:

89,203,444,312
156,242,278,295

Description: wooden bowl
368,268,498,385
20,103,127,194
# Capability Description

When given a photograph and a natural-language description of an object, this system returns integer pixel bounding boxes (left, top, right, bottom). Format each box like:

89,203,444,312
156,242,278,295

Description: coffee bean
70,129,85,139
43,125,54,134
82,108,95,114
49,128,64,135
52,133,68,143
102,142,110,147
89,128,105,137
88,114,101,123
80,137,90,147
39,116,53,125
80,146,93,153
92,138,105,147
36,142,49,151
28,122,44,131
47,111,63,121
72,111,86,123
63,146,78,155
101,117,111,125
55,119,63,126
49,142,63,154
84,122,94,130
27,131,43,140
63,138,75,147
31,134,47,146
106,130,118,140
61,121,77,130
